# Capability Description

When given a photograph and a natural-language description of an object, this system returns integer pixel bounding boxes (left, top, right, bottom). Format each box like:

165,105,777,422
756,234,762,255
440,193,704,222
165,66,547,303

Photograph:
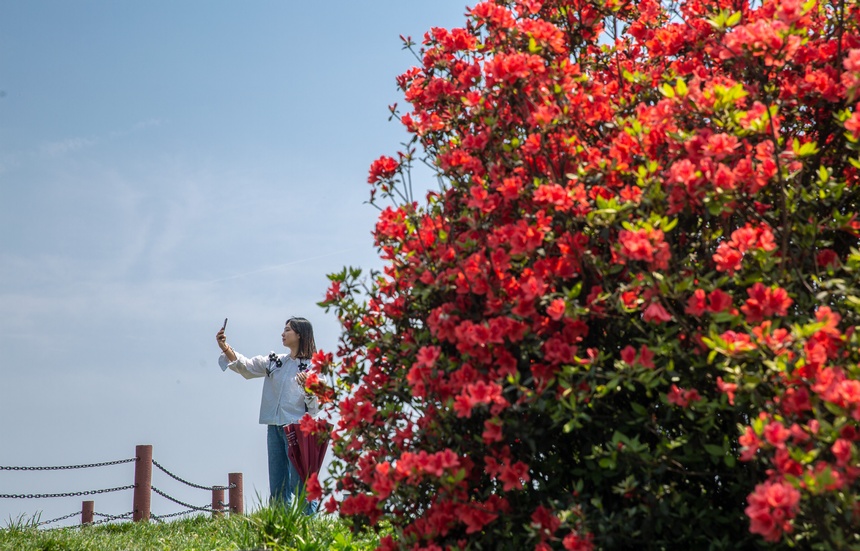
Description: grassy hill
0,502,384,551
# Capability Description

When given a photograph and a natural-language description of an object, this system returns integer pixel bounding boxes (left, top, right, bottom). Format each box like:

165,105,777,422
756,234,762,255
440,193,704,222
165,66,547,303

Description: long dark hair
287,317,316,360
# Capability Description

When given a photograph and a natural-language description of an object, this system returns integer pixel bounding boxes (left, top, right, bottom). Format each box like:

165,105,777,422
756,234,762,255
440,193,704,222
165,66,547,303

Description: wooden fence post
132,444,152,522
211,487,225,517
228,472,244,515
81,500,94,525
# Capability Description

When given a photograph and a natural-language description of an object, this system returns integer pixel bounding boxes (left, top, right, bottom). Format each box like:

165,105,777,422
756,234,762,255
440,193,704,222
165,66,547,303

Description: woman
216,317,319,512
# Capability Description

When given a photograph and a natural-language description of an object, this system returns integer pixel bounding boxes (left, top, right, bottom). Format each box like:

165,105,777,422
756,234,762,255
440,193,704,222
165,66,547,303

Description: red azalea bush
314,0,860,548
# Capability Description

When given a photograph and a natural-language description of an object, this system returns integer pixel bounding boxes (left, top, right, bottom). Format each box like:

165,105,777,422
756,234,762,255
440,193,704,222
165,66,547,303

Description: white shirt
219,351,319,426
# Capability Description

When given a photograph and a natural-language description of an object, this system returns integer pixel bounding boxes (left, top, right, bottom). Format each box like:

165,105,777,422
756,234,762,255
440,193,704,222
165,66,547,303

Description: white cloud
109,118,167,139
39,136,97,157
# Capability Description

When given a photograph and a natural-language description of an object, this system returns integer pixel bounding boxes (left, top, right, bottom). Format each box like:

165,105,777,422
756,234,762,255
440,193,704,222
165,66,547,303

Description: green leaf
703,444,725,457
824,401,846,416
707,11,728,29
797,141,819,157
660,83,675,98
726,11,742,26
663,217,678,232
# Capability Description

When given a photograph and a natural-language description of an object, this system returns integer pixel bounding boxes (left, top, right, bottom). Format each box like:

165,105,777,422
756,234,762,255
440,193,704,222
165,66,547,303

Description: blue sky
0,1,468,526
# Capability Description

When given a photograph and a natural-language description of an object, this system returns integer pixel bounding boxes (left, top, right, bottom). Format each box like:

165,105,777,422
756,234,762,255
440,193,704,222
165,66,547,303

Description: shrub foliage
311,0,860,548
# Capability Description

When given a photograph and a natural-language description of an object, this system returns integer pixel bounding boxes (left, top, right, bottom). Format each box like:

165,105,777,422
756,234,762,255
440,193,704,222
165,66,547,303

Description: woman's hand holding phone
216,318,230,353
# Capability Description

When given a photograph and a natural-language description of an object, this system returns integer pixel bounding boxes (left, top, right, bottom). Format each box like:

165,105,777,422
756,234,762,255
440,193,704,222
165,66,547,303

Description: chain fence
0,458,137,472
92,511,135,524
0,485,136,500
151,509,203,522
151,459,235,492
37,511,82,528
1,447,242,529
151,486,220,514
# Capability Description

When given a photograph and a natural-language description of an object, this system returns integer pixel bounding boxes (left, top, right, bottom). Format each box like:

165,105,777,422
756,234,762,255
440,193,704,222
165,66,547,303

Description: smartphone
222,318,228,331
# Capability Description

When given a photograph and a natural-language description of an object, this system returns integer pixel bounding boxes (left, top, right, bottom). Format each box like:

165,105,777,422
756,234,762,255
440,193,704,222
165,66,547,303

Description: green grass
0,500,385,551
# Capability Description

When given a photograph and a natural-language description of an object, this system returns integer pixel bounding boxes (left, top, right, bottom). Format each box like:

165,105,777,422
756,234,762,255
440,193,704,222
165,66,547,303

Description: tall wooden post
81,500,94,525
132,445,152,522
228,472,244,515
211,487,225,517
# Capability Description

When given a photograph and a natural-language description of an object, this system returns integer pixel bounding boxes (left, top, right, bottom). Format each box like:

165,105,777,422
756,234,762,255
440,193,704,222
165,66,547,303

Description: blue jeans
266,424,318,514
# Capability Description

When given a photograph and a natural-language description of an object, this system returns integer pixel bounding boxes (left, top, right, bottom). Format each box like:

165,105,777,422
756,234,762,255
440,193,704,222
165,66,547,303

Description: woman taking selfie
216,317,319,513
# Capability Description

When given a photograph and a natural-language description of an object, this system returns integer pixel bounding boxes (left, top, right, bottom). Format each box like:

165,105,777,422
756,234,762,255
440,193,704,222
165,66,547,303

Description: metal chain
151,509,208,522
90,511,134,525
151,459,234,491
41,511,132,531
150,486,218,512
37,510,82,526
0,458,136,471
0,484,135,499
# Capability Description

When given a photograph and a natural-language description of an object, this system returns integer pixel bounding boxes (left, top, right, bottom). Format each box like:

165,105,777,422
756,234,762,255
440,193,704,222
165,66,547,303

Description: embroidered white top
219,352,319,426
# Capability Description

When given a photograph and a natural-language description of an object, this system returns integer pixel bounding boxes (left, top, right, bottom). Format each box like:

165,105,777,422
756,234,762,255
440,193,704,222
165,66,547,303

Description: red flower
832,439,853,467
638,346,655,369
454,391,475,419
340,493,380,518
667,385,686,407
763,422,791,449
739,426,762,461
745,481,800,542
499,460,531,491
459,503,499,534
324,280,344,302
368,155,399,184
643,301,673,324
617,228,671,270
530,362,557,393
415,345,442,368
299,413,330,437
845,111,860,136
543,334,577,365
816,249,840,268
719,330,756,356
482,418,504,444
838,379,860,411
669,158,698,185
774,448,803,477
704,133,740,160
546,298,566,321
324,496,338,514
740,283,793,323
534,183,572,209
713,223,777,274
620,345,637,364
686,288,707,316
707,289,734,313
620,290,640,309
780,387,812,415
667,385,701,408
531,505,561,538
563,531,594,551
305,472,322,501
716,376,738,405
371,462,394,499
713,243,745,274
